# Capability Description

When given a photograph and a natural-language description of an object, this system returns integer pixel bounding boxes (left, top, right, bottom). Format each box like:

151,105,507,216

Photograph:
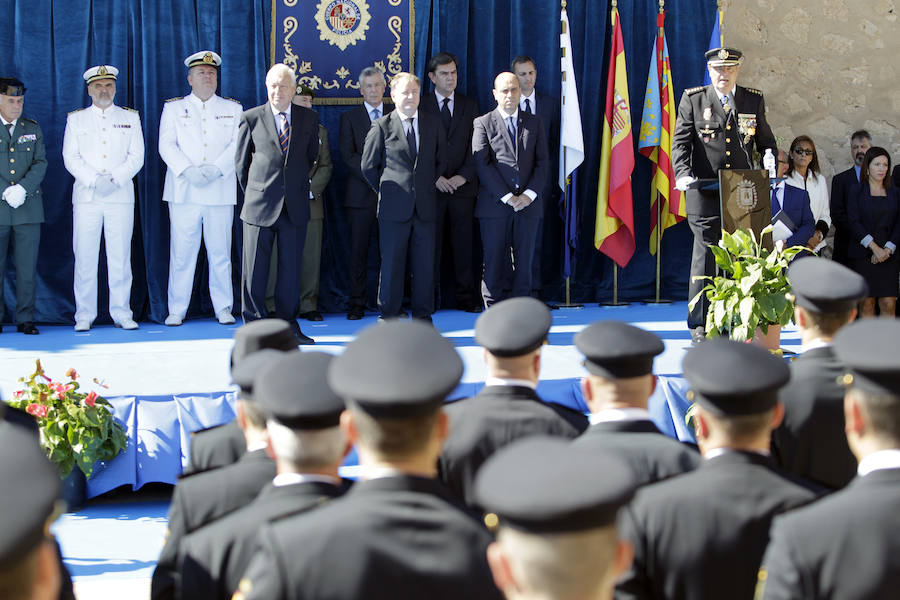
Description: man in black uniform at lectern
672,47,777,344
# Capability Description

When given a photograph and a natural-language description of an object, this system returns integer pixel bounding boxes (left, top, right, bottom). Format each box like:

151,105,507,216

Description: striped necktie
278,112,290,154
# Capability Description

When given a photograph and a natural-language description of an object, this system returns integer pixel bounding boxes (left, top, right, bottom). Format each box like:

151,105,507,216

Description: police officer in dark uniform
758,318,900,599
672,48,777,343
438,297,587,508
236,321,503,600
0,77,47,335
772,258,867,491
185,319,298,475
475,437,636,600
616,339,814,599
151,350,278,600
574,321,700,485
178,351,349,600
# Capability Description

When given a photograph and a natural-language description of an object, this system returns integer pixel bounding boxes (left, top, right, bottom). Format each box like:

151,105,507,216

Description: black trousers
434,192,478,308
479,212,540,307
378,214,435,319
686,189,721,330
346,205,378,310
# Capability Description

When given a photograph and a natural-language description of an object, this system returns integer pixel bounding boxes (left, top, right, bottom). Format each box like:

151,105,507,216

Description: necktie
370,108,380,121
506,116,516,142
771,188,781,214
5,123,12,137
523,98,532,114
278,112,290,154
405,119,417,161
720,95,731,113
440,97,451,132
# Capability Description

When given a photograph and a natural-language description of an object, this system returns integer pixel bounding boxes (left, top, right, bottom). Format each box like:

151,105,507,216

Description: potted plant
689,226,807,348
4,359,127,508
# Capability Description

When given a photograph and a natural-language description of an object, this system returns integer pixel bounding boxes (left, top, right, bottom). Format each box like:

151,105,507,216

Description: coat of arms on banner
315,1,371,51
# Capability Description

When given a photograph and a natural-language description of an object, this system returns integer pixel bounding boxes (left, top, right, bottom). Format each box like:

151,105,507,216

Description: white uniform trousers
166,203,234,318
73,202,134,323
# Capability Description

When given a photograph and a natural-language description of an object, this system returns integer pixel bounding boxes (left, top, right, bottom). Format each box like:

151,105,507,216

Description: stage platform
3,302,801,595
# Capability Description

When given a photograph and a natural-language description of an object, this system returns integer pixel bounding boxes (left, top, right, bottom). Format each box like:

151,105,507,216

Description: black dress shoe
295,332,315,345
347,307,364,320
461,303,482,313
17,322,39,335
299,310,323,322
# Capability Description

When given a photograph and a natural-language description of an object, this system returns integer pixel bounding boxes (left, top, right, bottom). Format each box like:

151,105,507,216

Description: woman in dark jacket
846,146,900,317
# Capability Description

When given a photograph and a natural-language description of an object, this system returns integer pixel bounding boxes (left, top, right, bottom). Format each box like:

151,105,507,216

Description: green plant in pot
4,359,127,479
689,226,807,343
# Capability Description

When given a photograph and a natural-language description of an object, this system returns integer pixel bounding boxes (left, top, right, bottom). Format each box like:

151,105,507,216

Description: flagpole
600,263,630,307
718,0,725,44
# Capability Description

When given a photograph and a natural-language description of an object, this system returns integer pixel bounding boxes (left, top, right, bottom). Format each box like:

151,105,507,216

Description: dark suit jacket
845,183,900,259
237,475,504,600
151,449,276,600
235,102,319,227
178,479,346,600
830,166,860,262
438,385,587,507
616,451,815,600
339,105,390,208
773,346,857,491
533,91,560,204
419,92,478,197
361,110,446,222
185,420,245,475
472,109,549,219
775,183,815,248
575,419,701,487
758,468,900,599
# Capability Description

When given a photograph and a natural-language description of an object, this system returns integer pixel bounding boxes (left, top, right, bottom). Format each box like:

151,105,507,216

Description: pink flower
26,403,49,418
84,391,98,407
12,390,24,399
51,383,73,399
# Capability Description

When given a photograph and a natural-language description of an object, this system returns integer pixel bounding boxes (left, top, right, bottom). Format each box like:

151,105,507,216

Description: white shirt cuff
861,234,874,248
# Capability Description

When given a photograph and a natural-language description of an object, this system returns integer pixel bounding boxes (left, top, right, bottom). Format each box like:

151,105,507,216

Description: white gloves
199,164,222,181
182,165,208,186
94,175,119,196
2,184,26,208
675,176,697,192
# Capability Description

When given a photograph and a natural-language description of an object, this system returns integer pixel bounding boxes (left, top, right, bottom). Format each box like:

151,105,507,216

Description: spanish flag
638,10,684,255
594,4,635,268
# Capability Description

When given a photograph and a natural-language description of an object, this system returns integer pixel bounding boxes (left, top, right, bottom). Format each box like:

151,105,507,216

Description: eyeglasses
792,148,814,156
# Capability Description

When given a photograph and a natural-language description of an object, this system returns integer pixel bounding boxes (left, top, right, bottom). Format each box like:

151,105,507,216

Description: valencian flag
594,4,635,268
638,10,684,254
559,5,584,279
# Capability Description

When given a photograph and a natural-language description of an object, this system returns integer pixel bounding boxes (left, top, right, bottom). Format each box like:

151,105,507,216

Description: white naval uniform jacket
158,93,242,205
62,104,144,203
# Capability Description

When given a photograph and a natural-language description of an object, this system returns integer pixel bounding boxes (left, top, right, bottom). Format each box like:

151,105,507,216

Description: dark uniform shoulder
742,87,763,96
684,86,706,95
20,117,38,125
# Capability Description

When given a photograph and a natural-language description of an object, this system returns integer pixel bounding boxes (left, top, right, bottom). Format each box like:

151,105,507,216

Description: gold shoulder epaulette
224,97,241,105
744,87,763,96
68,107,85,115
685,86,706,94
122,106,139,113
165,96,183,103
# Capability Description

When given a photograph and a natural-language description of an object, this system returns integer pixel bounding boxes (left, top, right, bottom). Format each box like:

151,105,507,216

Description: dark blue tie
506,116,516,142
405,119,417,161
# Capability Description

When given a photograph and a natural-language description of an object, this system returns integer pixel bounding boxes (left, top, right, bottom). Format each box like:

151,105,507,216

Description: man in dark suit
772,150,815,249
151,350,277,600
672,48,777,343
616,339,815,600
235,63,319,343
237,321,503,600
574,321,700,486
512,56,560,301
831,130,870,265
361,72,446,321
178,352,348,600
473,72,549,307
0,77,46,335
420,52,480,312
772,258,866,491
339,67,388,320
758,319,900,599
438,297,587,508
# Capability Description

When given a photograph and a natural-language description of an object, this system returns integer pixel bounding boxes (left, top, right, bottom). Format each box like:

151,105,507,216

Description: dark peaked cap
475,436,636,533
232,349,284,396
475,297,551,357
834,318,900,396
255,351,344,429
231,319,297,368
788,257,867,314
575,320,664,378
683,338,789,416
328,320,463,417
0,423,61,567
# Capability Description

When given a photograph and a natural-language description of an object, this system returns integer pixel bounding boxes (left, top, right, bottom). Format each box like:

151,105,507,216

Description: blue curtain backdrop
0,0,716,324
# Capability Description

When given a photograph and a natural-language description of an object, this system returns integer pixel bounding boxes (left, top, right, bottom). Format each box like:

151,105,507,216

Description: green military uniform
0,111,47,327
298,123,333,315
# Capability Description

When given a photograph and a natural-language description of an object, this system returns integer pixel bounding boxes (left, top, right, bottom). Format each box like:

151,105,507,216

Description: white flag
559,7,584,191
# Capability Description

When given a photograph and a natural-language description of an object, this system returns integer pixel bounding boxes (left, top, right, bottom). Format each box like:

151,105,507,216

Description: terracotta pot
752,324,781,351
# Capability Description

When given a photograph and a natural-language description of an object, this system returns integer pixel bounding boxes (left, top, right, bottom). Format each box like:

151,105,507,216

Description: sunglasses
792,148,814,156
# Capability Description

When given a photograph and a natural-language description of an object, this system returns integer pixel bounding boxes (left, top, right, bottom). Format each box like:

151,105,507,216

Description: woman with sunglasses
846,146,900,317
785,135,831,253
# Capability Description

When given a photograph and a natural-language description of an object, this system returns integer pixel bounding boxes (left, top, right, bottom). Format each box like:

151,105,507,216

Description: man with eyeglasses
672,47,777,344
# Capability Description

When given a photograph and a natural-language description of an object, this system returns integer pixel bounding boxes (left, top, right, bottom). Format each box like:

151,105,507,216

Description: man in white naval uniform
62,65,144,331
159,51,241,326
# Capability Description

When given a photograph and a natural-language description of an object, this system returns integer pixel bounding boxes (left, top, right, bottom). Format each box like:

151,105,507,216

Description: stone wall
722,0,899,180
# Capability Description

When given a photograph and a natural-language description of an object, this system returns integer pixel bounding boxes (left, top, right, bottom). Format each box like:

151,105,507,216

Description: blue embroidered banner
271,0,414,104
